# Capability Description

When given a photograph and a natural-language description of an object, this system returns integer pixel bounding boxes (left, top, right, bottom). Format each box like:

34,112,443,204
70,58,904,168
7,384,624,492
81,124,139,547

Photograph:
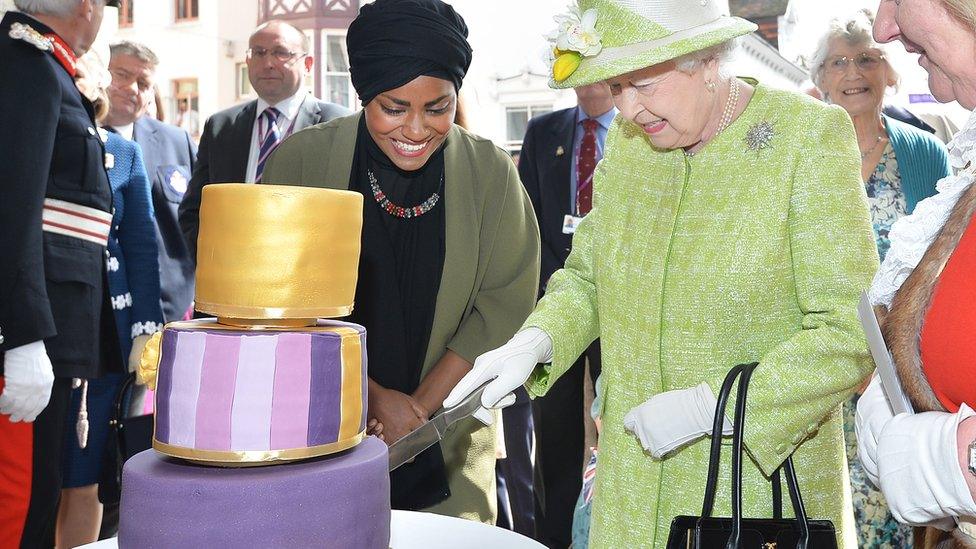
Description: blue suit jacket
517,107,577,295
133,116,197,322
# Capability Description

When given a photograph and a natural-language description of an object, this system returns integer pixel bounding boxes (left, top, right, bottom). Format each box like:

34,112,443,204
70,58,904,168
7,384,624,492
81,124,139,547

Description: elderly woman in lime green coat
445,1,879,547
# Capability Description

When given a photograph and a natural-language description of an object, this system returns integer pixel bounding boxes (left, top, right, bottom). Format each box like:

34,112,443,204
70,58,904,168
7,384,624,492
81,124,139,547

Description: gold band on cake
152,431,366,466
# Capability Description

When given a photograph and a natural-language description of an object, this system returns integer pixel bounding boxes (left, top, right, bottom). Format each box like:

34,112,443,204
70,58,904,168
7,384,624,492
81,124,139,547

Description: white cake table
79,510,545,548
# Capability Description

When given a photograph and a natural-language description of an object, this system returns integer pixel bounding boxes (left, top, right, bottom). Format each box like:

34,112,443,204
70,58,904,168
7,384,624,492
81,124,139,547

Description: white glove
623,382,731,459
443,327,553,409
0,340,55,422
878,405,976,526
854,374,894,486
129,334,151,374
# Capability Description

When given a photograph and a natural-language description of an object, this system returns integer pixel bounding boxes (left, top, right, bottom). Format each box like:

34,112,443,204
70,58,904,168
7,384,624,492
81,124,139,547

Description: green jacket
524,83,878,548
261,113,541,523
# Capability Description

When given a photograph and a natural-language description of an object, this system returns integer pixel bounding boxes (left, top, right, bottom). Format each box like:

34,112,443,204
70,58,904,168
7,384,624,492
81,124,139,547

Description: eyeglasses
824,52,885,74
246,46,306,64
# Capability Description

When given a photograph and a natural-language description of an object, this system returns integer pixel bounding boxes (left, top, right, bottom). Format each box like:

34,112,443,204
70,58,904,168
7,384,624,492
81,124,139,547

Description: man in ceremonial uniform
0,1,119,546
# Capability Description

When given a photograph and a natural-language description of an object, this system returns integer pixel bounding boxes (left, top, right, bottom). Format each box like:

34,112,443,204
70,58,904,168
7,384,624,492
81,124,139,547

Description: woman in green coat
261,0,539,524
446,0,878,547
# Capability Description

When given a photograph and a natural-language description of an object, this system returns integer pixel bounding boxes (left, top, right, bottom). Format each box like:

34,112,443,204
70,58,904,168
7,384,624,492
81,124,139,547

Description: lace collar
868,109,976,307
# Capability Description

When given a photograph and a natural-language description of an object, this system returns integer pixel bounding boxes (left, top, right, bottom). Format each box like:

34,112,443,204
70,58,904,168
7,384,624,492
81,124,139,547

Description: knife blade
387,382,490,472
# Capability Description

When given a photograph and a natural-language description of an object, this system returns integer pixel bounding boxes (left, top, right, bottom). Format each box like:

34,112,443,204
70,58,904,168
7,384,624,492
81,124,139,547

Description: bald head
251,20,309,53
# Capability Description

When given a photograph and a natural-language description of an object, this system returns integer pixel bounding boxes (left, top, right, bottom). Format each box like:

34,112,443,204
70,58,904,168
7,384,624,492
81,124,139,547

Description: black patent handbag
98,372,154,504
666,362,838,549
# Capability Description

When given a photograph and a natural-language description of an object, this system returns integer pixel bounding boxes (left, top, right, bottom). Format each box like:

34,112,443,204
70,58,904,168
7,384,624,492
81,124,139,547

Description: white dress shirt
110,122,135,141
244,91,309,183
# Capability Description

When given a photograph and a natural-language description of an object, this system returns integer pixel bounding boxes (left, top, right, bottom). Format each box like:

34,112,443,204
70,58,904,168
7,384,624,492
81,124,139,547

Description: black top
347,116,449,509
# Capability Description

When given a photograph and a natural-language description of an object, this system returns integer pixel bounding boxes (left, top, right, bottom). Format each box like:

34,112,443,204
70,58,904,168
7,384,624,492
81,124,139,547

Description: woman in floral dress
811,12,951,547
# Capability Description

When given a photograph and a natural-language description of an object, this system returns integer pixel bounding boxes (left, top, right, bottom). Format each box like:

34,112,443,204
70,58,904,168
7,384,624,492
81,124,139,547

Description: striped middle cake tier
145,319,367,465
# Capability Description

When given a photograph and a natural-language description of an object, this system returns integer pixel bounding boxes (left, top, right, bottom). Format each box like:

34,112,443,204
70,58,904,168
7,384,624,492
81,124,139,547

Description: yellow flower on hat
547,6,602,82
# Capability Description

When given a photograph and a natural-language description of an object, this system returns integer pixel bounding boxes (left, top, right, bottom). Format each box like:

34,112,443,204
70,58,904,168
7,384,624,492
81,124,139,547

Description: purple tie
255,107,282,182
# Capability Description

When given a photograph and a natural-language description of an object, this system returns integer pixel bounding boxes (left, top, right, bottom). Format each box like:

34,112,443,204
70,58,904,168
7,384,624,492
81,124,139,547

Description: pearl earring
706,81,716,92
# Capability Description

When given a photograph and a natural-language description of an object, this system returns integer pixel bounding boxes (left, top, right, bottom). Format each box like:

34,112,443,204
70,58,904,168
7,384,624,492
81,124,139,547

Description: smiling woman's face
874,0,976,108
819,38,893,118
363,75,457,172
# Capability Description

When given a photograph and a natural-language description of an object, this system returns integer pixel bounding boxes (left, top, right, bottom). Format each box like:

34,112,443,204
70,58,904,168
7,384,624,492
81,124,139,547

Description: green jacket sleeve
446,151,542,362
521,126,614,397
260,131,307,186
720,105,880,475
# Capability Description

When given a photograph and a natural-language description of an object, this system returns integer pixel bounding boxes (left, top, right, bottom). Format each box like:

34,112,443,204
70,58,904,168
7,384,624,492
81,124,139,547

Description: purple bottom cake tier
120,436,390,548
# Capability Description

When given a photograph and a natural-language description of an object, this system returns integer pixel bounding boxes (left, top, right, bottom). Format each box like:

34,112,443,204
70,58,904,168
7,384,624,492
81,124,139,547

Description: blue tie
255,107,282,182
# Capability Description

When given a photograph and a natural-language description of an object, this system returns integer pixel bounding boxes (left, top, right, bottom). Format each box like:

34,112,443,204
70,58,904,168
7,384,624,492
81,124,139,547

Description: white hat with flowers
547,0,757,88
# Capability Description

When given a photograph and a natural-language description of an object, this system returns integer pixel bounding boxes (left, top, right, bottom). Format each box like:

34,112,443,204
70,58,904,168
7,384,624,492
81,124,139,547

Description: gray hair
674,37,741,74
252,20,310,54
13,0,88,17
110,40,160,69
810,11,899,92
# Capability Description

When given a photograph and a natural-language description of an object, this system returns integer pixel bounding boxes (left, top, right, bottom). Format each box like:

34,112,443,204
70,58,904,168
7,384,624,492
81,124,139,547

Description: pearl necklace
716,78,741,135
686,78,740,157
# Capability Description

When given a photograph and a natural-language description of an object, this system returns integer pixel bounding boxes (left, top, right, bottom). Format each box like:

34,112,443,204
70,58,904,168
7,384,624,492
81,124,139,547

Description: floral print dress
844,141,914,548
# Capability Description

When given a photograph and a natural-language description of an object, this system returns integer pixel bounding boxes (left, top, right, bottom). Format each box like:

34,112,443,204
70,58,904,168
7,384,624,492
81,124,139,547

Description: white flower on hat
547,6,602,57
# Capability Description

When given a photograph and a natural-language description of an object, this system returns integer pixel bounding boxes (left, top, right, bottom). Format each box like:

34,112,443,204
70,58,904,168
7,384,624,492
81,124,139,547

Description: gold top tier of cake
195,184,363,325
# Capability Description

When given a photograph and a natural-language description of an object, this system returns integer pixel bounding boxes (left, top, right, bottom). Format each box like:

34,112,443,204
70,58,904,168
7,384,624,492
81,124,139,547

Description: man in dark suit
104,40,197,323
179,20,350,258
517,82,615,548
0,2,120,546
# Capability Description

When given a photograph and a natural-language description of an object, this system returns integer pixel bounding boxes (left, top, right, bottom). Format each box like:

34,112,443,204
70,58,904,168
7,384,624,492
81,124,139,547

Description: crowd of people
2,0,976,548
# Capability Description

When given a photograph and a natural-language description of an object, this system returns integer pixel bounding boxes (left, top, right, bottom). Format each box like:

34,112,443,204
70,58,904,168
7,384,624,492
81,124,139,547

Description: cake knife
387,382,490,472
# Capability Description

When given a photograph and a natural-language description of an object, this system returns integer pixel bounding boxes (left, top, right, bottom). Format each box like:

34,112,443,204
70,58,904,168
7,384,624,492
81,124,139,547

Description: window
118,0,133,27
172,78,200,137
505,105,552,143
237,63,253,99
175,0,197,22
323,34,355,110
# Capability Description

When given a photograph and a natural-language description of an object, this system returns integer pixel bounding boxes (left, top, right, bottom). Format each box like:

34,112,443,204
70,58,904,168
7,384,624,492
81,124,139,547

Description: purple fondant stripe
270,333,311,450
231,334,278,451
167,331,206,447
153,330,178,443
307,334,341,445
193,334,241,450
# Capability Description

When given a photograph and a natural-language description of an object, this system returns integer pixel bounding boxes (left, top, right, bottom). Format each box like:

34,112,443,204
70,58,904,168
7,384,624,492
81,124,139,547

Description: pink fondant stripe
167,331,206,447
270,333,311,450
193,333,241,450
231,334,278,451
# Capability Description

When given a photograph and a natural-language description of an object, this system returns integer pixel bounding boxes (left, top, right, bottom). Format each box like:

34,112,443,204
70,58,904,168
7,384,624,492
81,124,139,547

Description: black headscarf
346,0,473,105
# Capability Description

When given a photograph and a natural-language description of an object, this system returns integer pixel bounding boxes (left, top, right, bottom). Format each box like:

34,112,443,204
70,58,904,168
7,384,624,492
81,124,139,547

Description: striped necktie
255,107,282,182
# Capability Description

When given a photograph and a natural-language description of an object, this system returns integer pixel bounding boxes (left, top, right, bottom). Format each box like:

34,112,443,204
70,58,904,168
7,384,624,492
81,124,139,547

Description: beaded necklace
368,169,442,219
685,78,740,157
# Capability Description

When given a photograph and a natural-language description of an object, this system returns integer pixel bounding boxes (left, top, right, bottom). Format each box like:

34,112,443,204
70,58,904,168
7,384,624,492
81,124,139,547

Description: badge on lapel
556,146,565,156
157,165,190,201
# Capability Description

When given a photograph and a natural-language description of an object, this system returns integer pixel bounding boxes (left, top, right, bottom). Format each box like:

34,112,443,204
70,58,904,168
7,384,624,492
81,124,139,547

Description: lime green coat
261,113,541,523
524,83,878,548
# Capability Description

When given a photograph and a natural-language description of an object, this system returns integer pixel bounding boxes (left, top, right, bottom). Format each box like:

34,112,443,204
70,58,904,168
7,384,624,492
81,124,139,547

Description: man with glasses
179,19,350,260
106,40,198,325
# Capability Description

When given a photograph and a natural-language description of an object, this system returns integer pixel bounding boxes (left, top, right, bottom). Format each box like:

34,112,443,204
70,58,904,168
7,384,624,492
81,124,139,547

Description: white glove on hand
878,405,976,526
854,374,894,486
0,341,55,422
623,382,731,459
443,327,553,410
129,334,151,374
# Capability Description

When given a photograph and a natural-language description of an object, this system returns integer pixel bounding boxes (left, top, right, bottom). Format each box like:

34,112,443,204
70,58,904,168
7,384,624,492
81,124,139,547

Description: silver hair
673,37,741,75
809,11,899,92
110,40,160,69
13,0,92,17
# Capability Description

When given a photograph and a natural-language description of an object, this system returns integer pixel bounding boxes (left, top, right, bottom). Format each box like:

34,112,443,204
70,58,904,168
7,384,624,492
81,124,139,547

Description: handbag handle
699,363,812,549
